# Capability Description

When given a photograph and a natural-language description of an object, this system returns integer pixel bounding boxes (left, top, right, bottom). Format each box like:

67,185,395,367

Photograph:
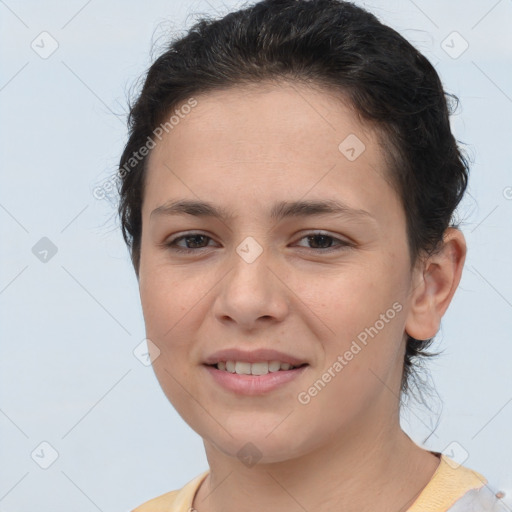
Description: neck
193,409,440,512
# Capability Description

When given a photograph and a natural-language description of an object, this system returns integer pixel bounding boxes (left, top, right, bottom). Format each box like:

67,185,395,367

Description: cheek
318,261,406,329
312,261,408,383
139,262,195,333
138,270,192,387
139,266,204,422
296,308,407,433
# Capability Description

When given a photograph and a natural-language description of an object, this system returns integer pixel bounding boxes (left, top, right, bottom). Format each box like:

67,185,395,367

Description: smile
210,360,307,375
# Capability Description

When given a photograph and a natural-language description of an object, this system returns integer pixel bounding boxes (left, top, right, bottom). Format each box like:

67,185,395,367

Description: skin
136,81,466,512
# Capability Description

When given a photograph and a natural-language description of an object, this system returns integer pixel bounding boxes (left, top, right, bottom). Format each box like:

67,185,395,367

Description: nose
212,246,290,331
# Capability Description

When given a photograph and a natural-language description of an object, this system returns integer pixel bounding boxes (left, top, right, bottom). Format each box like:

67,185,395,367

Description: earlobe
405,228,467,341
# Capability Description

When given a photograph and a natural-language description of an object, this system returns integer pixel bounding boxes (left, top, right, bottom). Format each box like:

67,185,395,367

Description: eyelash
164,231,353,254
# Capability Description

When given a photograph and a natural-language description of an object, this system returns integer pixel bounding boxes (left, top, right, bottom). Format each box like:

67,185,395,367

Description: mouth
205,361,309,376
204,360,309,395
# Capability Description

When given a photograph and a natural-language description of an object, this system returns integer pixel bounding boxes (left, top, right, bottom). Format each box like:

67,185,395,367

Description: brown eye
165,233,215,253
295,232,352,252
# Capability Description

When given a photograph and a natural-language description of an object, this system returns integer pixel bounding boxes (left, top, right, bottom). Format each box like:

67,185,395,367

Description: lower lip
204,364,308,395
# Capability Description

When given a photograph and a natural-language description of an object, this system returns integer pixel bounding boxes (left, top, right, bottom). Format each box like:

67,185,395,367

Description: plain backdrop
1,0,511,510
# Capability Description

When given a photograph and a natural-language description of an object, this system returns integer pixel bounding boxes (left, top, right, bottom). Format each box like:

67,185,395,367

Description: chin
202,423,315,465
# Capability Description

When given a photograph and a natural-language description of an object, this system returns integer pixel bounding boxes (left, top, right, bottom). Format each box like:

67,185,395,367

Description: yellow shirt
131,454,506,512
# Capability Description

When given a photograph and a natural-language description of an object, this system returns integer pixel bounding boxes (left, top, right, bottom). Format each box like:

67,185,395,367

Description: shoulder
408,453,507,512
130,470,209,512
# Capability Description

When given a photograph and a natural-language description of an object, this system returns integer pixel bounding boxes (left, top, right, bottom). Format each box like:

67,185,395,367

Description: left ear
405,227,467,340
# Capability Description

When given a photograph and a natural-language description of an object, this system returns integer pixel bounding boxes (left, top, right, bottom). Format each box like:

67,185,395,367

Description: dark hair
117,0,469,399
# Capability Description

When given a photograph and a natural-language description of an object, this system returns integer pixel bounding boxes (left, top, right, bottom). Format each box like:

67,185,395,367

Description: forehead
150,81,383,164
143,81,398,221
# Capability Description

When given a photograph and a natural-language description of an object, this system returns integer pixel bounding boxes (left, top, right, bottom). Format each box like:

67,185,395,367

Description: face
138,82,416,463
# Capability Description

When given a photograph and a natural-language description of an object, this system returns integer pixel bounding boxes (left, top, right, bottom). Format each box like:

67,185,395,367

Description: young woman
117,1,507,510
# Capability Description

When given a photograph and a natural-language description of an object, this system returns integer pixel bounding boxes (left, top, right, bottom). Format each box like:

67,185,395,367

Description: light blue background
1,1,511,510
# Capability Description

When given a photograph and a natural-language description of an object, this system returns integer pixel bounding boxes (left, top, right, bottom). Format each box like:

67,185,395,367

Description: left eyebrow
150,198,375,223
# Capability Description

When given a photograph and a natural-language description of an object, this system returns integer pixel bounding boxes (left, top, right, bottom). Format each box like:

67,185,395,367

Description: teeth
251,362,268,375
215,360,301,375
235,361,251,375
268,360,281,372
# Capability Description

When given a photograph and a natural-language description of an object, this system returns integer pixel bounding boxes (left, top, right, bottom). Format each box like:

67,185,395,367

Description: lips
204,362,308,394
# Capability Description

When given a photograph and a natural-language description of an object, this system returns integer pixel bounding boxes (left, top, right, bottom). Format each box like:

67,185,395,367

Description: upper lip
203,348,307,366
